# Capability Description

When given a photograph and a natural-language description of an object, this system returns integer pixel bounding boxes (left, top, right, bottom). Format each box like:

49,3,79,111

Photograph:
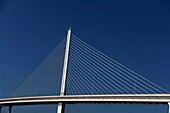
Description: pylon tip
69,27,71,31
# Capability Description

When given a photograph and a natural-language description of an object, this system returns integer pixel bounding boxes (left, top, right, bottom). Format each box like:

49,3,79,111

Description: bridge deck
0,94,170,106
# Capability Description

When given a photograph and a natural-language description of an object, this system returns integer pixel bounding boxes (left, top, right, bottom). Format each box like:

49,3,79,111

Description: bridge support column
0,107,2,113
57,102,65,113
8,106,12,113
168,103,170,113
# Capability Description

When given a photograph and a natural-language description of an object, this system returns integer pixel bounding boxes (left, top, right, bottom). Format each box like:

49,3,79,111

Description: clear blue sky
0,0,170,112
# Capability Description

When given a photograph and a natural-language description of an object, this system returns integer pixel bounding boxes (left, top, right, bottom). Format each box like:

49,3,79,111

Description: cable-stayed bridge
0,28,170,113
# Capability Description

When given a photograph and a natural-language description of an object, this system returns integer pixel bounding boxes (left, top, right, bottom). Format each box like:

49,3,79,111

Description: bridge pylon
57,27,72,113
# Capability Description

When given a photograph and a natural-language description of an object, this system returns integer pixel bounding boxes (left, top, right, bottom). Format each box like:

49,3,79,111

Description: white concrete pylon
60,27,71,96
168,102,170,113
57,27,72,113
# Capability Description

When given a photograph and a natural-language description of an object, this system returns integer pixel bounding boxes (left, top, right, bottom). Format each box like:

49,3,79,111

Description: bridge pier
0,106,12,113
8,106,12,113
168,103,170,113
57,102,65,113
0,107,2,113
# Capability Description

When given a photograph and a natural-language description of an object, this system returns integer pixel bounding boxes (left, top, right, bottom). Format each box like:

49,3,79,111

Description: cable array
65,35,169,95
11,38,66,97
11,34,169,98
